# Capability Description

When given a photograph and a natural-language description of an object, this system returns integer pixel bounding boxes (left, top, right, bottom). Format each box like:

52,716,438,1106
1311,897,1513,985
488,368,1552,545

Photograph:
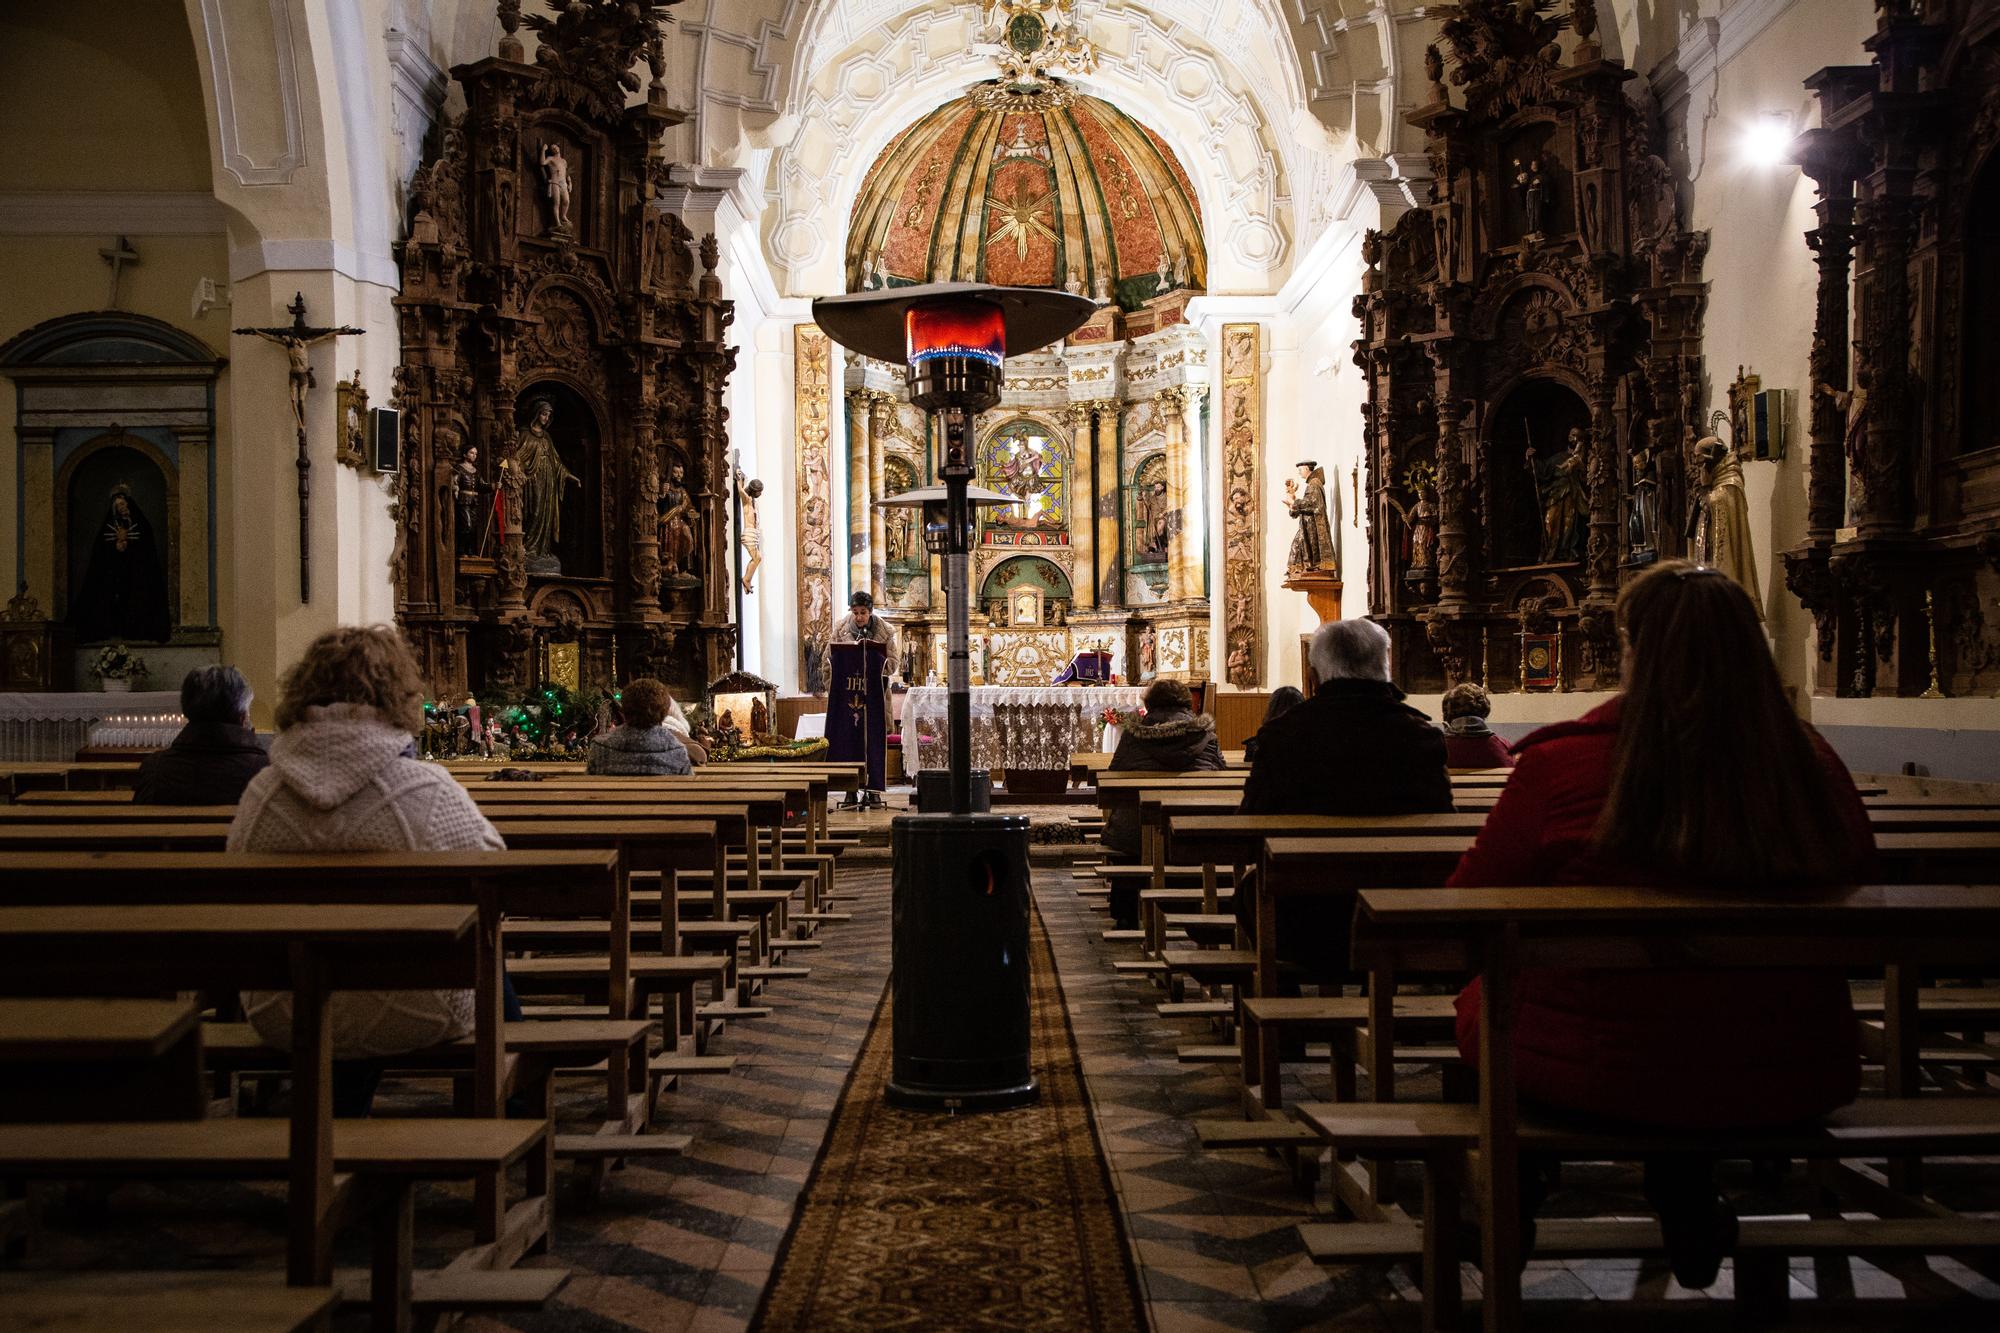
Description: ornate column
1157,386,1192,601
1802,164,1857,541
1585,360,1620,605
1220,324,1262,686
844,388,870,600
796,326,834,693
1429,358,1472,611
1094,405,1120,605
868,393,890,602
1854,185,1917,538
1065,402,1097,608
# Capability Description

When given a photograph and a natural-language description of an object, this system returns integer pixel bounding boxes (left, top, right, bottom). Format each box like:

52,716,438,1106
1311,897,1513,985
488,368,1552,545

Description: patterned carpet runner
754,897,1145,1332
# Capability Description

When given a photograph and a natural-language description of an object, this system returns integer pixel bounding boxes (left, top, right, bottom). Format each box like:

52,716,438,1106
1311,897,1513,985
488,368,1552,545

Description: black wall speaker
370,407,400,473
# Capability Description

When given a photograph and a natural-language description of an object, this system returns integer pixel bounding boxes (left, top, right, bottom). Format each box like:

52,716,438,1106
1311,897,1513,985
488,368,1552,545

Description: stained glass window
978,418,1069,547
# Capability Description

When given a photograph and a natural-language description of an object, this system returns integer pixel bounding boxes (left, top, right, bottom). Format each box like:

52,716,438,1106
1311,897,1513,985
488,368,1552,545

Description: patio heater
813,281,1094,1109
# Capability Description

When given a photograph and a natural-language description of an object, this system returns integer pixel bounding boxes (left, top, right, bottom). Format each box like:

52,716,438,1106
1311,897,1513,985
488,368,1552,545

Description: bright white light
1741,111,1795,168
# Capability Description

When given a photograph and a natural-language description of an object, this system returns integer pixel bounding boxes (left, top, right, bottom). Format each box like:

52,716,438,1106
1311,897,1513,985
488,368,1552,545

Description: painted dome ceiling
846,87,1205,311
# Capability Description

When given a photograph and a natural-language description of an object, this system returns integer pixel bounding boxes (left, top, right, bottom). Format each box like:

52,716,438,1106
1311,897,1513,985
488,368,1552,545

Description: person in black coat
1100,678,1225,927
1237,618,1452,978
134,665,269,805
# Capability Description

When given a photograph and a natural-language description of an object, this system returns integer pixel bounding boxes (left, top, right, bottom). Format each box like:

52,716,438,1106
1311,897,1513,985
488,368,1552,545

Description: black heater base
884,812,1039,1112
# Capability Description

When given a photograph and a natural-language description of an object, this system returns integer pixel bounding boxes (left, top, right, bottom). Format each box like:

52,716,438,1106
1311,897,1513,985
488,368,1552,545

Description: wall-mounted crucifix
98,236,138,309
232,293,364,603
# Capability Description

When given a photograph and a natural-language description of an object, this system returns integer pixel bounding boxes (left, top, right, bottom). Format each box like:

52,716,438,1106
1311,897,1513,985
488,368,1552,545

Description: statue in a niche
1515,155,1550,235
540,142,572,233
1525,428,1587,563
510,399,578,574
1688,436,1763,619
1627,444,1659,565
453,444,485,554
72,487,171,643
1284,460,1337,574
657,460,700,586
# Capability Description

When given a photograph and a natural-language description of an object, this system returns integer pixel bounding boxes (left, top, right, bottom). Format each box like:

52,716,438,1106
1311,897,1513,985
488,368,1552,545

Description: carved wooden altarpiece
1353,0,1708,692
392,0,735,700
1783,0,2000,698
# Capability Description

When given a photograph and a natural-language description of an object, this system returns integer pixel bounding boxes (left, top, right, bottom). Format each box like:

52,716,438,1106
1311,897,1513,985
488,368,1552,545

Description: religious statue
1818,370,1869,525
540,142,572,232
734,458,764,593
1384,482,1438,575
1424,43,1448,103
1525,428,1587,563
657,461,699,585
1627,444,1660,565
1138,622,1157,679
1688,436,1763,618
1516,155,1549,235
750,695,770,740
240,312,357,435
1172,250,1190,288
886,505,914,564
71,488,171,643
1135,478,1170,564
453,444,484,554
1284,460,1337,574
337,371,368,468
510,398,578,573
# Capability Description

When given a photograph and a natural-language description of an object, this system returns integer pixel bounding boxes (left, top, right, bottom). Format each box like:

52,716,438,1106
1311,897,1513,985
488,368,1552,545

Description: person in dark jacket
1240,686,1303,767
1236,618,1452,978
1438,682,1514,769
133,665,268,805
1101,678,1224,927
587,678,692,776
1451,561,1871,1287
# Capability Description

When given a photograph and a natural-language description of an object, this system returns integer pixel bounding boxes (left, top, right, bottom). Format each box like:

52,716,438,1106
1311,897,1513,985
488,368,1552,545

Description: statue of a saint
1627,444,1659,565
1689,436,1763,619
540,142,572,232
658,461,699,585
1818,372,1870,525
734,459,764,593
1525,429,1587,563
1384,483,1437,574
453,444,483,554
1285,460,1337,574
511,399,577,572
1136,478,1170,564
71,488,171,643
750,696,770,739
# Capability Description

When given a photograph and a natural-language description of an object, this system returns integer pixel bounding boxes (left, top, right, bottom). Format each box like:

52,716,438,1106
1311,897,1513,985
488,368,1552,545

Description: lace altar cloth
0,691,182,761
905,686,1144,773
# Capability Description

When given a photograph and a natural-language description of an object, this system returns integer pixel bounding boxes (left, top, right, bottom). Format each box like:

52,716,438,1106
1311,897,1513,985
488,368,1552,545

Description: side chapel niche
1355,1,1708,691
1783,0,2000,698
393,0,735,700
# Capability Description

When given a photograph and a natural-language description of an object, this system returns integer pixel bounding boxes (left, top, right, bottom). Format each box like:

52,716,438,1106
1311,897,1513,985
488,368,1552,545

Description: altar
905,685,1144,774
0,691,183,761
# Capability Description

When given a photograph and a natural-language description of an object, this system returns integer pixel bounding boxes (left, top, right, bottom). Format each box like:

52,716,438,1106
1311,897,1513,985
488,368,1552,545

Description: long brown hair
1594,561,1852,885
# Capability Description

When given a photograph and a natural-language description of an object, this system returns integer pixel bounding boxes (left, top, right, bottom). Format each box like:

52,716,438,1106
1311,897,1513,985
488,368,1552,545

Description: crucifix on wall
232,292,364,603
98,236,138,309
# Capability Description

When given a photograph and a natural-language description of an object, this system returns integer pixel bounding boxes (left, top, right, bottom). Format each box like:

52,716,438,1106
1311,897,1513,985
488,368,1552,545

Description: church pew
0,760,142,801
0,900,561,1327
0,998,206,1125
1306,882,2000,1330
0,1274,337,1333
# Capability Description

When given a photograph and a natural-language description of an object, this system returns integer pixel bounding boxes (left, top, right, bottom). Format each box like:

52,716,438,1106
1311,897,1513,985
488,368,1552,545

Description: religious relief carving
1220,323,1263,686
335,372,369,469
795,325,835,694
1357,0,1706,691
392,0,735,699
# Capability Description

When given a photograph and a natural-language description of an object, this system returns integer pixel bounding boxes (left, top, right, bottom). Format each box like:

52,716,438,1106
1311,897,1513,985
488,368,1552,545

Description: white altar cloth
905,685,1144,773
0,691,182,761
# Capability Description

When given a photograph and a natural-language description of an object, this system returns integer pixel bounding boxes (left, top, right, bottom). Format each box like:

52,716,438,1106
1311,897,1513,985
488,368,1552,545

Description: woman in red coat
1452,561,1872,1287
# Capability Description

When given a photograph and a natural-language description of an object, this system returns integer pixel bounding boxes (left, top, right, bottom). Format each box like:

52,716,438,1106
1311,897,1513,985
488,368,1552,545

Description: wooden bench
0,1273,336,1332
0,998,206,1124
0,901,559,1328
1303,882,2000,1331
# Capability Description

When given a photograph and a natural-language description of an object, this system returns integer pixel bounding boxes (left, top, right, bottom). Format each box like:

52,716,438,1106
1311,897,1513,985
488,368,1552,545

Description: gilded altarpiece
1354,1,1708,692
1783,0,2000,697
392,1,736,699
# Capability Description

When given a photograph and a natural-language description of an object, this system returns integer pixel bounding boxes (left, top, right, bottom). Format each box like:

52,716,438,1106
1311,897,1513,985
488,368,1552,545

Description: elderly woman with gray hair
133,664,269,805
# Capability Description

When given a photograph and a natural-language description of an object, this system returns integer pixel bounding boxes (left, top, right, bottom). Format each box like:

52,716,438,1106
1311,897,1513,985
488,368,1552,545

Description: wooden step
1101,929,1143,942
1112,959,1166,974
698,1003,772,1020
648,1053,737,1076
741,965,810,980
1195,1118,1320,1149
768,938,822,950
409,1268,569,1312
554,1132,691,1160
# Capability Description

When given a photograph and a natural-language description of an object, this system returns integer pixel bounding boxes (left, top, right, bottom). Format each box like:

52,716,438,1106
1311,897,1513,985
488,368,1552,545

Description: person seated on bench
1437,682,1513,769
230,625,515,1115
133,664,269,804
1451,561,1874,1288
1240,685,1302,767
1100,678,1226,928
1237,619,1452,977
586,677,692,776
663,691,707,766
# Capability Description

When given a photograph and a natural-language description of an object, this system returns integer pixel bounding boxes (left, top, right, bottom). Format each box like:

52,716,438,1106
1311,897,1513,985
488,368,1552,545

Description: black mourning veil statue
72,487,171,643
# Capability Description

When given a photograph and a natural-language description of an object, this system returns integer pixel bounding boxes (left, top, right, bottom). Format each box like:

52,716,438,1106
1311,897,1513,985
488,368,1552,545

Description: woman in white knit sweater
231,625,503,1113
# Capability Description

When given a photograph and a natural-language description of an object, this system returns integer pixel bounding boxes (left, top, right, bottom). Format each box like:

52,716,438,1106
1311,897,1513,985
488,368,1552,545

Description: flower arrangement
91,643,146,684
1101,705,1142,728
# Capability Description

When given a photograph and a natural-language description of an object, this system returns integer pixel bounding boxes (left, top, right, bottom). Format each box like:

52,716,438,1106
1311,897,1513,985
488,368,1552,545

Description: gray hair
181,664,253,726
1308,618,1391,684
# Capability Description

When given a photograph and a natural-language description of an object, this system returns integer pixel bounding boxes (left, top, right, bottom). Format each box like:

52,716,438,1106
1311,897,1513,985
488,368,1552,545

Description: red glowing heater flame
905,299,1005,368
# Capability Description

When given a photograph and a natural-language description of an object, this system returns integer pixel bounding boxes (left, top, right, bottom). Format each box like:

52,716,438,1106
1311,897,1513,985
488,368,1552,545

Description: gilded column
844,389,869,600
1219,324,1261,686
797,327,835,693
1157,386,1191,601
868,393,890,602
1065,402,1096,608
1094,406,1120,605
